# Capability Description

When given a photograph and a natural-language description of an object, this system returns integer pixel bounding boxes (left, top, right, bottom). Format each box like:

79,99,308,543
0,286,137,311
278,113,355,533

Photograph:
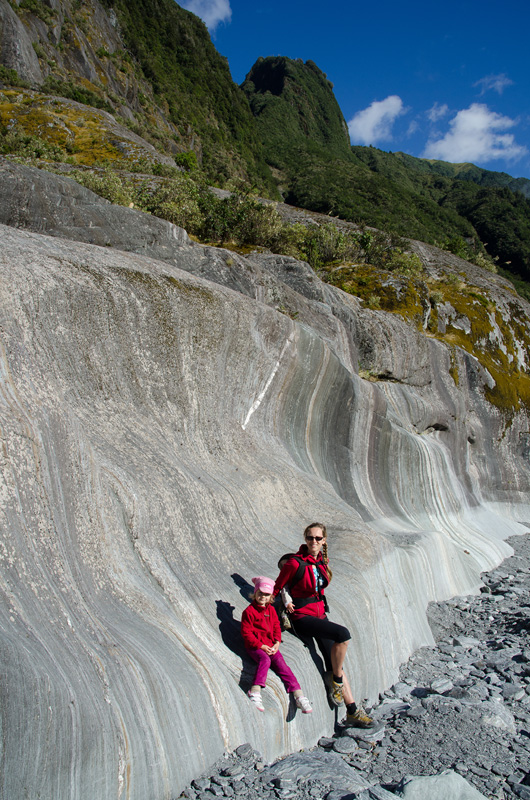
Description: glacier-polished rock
0,215,529,800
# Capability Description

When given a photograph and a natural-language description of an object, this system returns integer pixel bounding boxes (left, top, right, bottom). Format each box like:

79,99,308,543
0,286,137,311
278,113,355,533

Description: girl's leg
269,651,301,693
247,648,271,689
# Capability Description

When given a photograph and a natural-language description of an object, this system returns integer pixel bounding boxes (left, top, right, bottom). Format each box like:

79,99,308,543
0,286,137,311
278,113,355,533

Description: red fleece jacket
241,601,281,650
273,548,329,619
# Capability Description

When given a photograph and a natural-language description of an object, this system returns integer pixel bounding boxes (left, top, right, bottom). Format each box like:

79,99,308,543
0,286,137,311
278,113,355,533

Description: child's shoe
247,691,264,712
295,695,313,714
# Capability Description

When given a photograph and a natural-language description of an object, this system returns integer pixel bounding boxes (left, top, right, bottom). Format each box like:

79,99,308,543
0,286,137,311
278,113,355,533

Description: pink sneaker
295,695,313,714
247,691,264,712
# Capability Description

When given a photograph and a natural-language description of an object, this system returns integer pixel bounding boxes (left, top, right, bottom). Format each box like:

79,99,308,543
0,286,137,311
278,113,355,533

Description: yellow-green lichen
329,262,530,415
325,264,426,328
427,278,530,413
0,89,158,165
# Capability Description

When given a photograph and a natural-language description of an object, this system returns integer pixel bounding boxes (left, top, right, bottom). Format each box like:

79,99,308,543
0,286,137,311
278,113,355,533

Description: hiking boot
247,691,264,712
295,695,313,714
324,671,344,706
344,707,374,728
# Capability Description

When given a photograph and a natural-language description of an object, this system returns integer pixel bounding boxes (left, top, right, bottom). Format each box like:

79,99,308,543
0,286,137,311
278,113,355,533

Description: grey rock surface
1,163,530,799
395,770,488,799
0,0,43,84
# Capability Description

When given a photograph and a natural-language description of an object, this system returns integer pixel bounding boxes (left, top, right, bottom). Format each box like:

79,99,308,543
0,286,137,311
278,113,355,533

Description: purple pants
247,648,301,693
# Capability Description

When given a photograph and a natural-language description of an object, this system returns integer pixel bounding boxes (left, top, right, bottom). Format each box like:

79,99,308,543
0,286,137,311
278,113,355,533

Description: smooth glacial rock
1,164,530,799
395,770,489,799
0,0,44,85
261,750,368,790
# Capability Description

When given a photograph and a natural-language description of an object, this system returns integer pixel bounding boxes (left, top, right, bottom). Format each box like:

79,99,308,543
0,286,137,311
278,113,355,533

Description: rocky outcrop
0,0,43,84
1,162,530,799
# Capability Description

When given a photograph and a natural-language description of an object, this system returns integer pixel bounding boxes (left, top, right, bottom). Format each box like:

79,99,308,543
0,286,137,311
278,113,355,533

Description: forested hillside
242,56,530,286
1,0,530,288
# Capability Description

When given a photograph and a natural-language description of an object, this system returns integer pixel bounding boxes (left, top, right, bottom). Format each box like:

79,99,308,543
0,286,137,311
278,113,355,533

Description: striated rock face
0,0,44,84
1,163,530,799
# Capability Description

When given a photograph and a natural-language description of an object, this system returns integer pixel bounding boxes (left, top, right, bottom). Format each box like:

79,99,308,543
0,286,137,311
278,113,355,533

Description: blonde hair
304,522,333,582
250,589,273,604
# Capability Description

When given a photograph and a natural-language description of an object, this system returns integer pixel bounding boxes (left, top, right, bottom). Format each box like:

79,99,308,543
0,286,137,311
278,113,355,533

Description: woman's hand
285,602,295,614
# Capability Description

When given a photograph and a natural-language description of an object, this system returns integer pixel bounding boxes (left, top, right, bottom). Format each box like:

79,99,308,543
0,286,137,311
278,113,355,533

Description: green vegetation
0,125,65,160
175,151,198,172
19,0,56,24
42,76,114,112
241,57,530,289
0,66,28,88
3,0,529,287
97,0,275,194
394,152,530,199
61,165,428,278
242,57,352,166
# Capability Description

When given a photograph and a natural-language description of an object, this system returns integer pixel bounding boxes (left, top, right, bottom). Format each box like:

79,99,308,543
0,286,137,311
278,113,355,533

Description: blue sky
177,0,530,180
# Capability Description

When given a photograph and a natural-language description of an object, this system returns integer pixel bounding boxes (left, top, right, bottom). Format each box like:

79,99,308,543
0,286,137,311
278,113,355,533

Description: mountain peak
242,55,351,162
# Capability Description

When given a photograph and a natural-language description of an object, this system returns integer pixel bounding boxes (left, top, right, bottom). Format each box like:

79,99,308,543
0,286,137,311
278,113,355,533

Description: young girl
241,576,312,713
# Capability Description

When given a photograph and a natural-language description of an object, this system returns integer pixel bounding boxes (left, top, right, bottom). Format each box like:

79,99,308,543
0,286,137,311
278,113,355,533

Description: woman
274,522,372,728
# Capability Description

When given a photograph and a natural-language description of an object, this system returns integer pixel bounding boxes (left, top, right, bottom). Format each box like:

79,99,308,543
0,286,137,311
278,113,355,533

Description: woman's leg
340,671,354,705
294,616,353,702
331,640,348,678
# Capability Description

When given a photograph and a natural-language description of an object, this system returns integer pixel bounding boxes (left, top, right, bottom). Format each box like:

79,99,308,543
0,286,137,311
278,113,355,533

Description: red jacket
241,601,281,650
274,548,329,619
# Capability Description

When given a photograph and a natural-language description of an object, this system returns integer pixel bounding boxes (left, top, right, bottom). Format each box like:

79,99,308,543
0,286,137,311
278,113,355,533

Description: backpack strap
289,556,307,590
289,556,328,607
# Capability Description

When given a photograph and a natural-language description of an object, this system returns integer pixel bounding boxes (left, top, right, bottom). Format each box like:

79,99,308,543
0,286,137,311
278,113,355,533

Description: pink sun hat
252,576,275,594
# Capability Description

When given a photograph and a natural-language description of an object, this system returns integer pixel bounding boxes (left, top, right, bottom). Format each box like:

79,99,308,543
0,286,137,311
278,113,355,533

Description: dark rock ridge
0,161,530,799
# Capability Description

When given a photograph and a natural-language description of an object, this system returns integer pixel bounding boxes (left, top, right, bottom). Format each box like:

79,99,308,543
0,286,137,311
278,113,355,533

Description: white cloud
427,102,449,123
423,103,527,163
348,96,405,145
178,0,231,31
474,73,514,96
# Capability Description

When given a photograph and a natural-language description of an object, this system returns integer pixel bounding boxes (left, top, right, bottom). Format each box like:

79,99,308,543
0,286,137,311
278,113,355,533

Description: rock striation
0,161,530,799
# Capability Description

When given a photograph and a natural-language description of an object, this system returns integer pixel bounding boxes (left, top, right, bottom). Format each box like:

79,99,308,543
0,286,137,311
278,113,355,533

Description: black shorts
292,615,350,671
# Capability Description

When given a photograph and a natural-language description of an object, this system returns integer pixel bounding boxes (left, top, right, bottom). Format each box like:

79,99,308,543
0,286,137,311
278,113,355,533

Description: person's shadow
216,573,255,692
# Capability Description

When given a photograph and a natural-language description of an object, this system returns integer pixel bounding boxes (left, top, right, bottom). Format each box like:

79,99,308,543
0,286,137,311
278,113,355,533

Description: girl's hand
270,642,279,655
261,645,273,655
285,603,295,614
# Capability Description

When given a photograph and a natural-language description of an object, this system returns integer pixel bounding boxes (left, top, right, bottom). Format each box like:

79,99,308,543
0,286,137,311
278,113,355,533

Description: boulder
395,770,489,799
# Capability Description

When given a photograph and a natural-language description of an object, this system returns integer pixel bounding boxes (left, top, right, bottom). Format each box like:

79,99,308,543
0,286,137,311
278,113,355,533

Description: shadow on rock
216,598,259,694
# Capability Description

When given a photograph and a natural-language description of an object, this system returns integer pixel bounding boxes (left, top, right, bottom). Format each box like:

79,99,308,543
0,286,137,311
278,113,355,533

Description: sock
333,674,343,684
346,702,357,715
250,685,261,695
292,689,302,699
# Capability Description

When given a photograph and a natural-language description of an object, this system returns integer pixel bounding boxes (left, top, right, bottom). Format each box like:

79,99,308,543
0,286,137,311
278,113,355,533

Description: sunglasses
306,535,324,542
